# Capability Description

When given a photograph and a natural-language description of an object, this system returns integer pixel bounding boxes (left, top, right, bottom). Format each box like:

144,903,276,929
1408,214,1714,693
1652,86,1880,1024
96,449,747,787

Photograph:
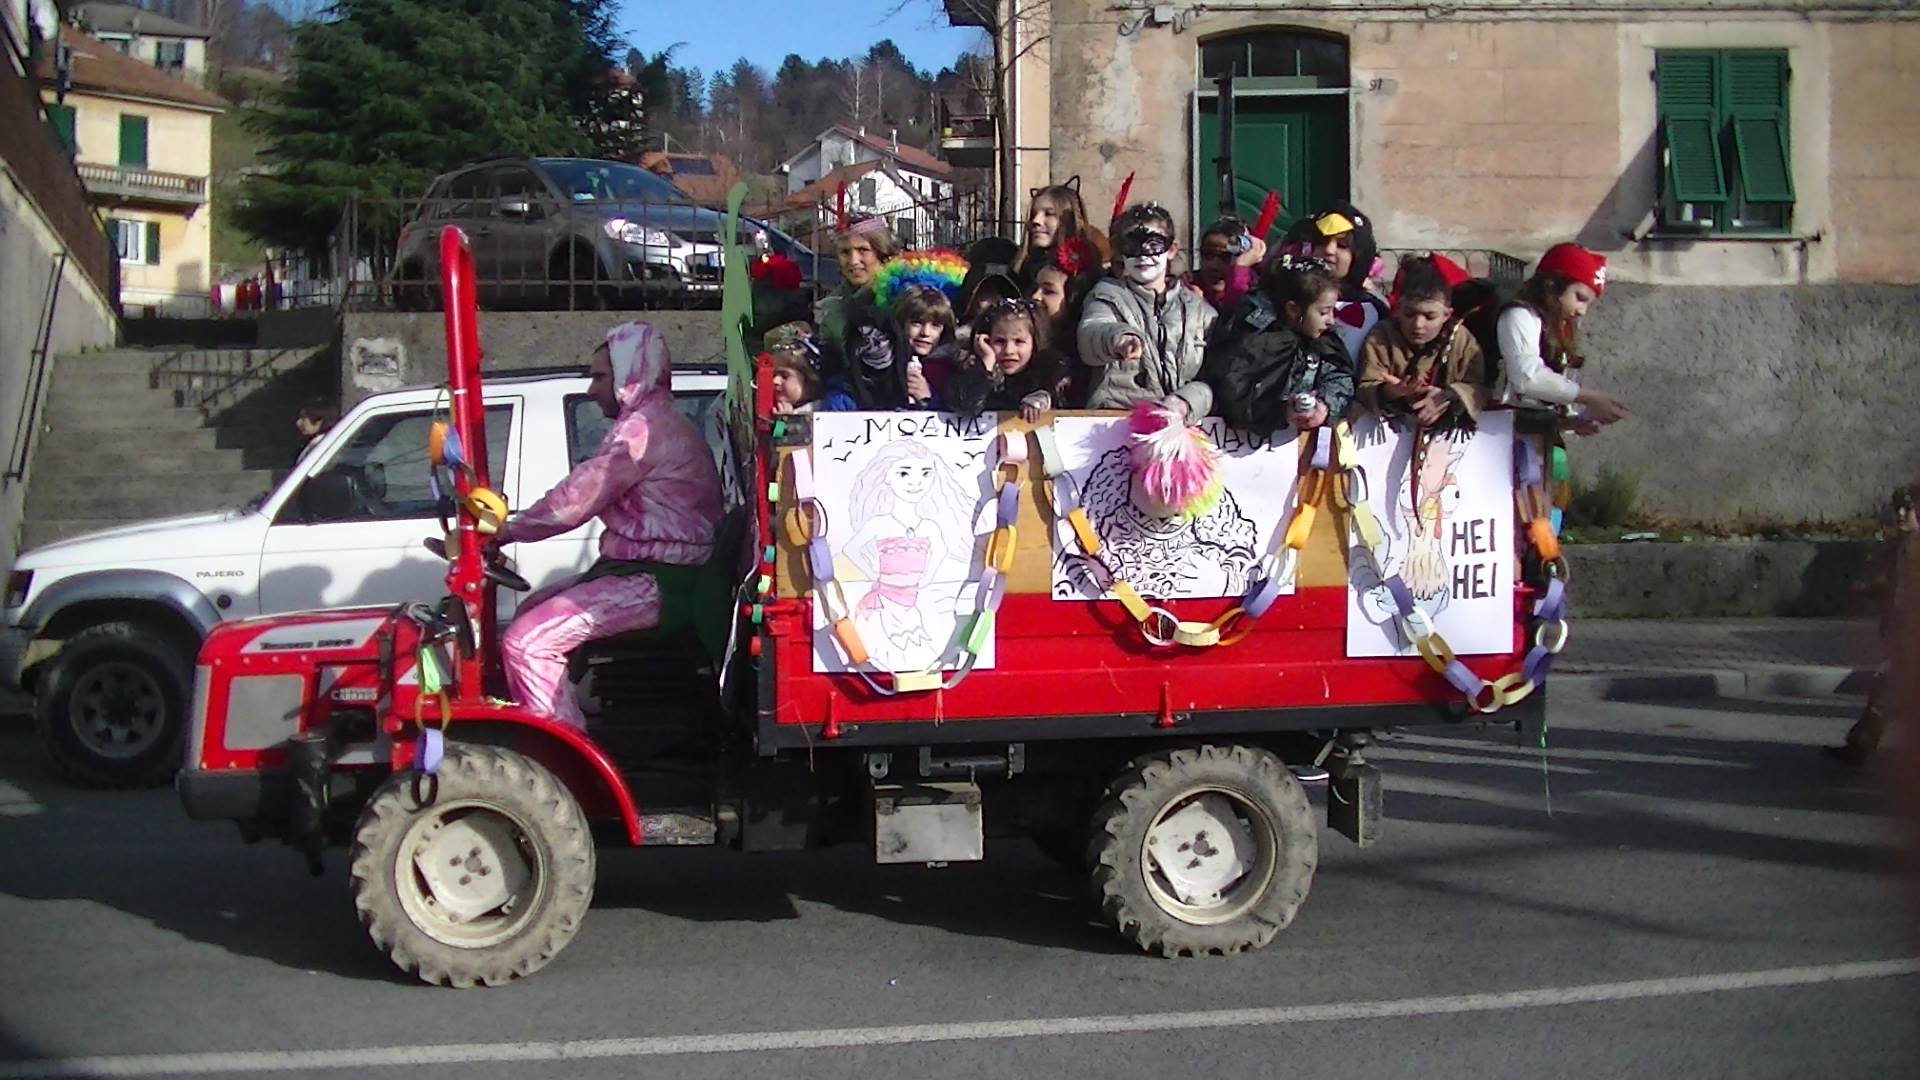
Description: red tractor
178,226,1559,986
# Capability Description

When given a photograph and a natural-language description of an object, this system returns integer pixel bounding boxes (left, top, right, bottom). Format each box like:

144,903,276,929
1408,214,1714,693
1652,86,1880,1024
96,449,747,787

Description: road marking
4,958,1914,1078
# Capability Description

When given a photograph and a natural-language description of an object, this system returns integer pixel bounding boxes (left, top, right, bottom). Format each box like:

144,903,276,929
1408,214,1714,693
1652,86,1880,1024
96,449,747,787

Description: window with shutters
110,218,159,265
119,114,149,169
1655,50,1792,234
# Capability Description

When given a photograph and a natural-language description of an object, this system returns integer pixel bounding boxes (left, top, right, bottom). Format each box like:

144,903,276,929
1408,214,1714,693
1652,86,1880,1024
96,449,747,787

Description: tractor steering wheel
420,536,532,592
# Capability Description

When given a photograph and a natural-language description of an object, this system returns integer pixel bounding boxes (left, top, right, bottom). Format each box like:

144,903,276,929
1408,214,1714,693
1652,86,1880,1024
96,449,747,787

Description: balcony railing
937,100,995,168
75,161,207,205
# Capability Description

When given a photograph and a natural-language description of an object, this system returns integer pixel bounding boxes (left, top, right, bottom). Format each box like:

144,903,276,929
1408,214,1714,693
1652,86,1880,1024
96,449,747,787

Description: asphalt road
0,694,1914,1079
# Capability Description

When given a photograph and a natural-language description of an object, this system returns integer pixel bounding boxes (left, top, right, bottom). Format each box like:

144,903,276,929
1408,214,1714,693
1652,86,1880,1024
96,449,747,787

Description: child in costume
1493,242,1629,433
1191,216,1268,317
1079,203,1217,418
1357,254,1485,428
1202,253,1355,435
814,213,898,354
1009,179,1111,289
846,250,970,411
764,321,855,412
498,321,724,731
1286,204,1389,362
947,298,1072,423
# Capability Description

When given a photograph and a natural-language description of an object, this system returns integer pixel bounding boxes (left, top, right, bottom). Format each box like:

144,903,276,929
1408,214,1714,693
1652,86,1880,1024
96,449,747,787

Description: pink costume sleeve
1217,264,1256,315
500,416,651,545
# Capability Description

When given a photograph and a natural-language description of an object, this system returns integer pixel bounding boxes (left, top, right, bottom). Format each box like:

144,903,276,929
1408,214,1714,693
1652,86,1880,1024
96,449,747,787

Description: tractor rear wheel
349,744,595,987
1087,744,1317,957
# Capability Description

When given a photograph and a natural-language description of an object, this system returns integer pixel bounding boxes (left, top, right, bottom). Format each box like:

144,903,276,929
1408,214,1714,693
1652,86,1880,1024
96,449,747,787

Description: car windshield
539,160,688,204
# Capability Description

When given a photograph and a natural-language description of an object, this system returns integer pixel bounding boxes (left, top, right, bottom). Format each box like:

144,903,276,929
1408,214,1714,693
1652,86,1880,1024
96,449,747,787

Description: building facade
41,22,224,314
1,0,119,570
71,2,208,86
955,0,1920,522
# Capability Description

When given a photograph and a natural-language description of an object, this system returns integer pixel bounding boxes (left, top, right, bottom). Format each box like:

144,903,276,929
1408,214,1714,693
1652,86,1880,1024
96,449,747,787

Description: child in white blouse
1495,243,1629,434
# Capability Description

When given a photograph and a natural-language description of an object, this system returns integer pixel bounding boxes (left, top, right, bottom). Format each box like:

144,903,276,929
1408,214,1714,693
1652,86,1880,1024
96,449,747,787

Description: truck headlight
604,219,673,247
4,570,29,611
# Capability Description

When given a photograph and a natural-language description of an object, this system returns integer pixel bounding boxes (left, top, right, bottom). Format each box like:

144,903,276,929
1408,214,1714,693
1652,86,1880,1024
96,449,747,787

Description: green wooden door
1196,95,1348,242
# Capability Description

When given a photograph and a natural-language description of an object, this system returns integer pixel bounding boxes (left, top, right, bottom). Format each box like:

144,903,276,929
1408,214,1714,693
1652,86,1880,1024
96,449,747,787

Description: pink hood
499,321,722,565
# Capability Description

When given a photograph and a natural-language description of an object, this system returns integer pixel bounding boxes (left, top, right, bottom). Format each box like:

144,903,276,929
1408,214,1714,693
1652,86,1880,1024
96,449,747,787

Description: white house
779,124,954,201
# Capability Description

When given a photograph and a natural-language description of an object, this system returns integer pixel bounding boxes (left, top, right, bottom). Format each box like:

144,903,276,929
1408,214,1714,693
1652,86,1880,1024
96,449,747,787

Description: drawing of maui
841,440,976,671
1057,446,1259,599
1355,433,1464,639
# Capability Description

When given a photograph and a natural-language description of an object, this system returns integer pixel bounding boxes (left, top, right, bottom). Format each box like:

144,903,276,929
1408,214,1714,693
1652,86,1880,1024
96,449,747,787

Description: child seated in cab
947,298,1071,422
846,252,969,410
1201,253,1354,435
1079,203,1217,419
1357,254,1484,428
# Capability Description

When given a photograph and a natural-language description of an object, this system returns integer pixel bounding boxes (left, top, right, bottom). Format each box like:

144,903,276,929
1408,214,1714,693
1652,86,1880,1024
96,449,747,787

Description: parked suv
391,158,816,309
2,367,729,787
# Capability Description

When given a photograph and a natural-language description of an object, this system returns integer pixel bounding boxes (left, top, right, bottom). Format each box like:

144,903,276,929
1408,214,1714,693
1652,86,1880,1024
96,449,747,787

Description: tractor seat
568,508,749,677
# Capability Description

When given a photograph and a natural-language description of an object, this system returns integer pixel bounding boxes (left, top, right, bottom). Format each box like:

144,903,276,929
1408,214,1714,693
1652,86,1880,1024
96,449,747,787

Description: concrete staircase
20,346,330,551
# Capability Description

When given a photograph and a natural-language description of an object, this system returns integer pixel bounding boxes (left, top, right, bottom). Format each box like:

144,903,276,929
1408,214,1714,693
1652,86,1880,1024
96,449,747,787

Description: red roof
831,125,952,177
42,25,226,111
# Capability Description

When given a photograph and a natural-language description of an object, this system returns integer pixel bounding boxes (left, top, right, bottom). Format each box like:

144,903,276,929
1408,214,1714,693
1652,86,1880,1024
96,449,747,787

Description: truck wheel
33,622,193,788
349,744,595,988
1088,744,1317,957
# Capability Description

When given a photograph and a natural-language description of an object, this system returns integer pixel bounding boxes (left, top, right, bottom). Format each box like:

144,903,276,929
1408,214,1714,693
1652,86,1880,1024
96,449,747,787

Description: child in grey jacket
1078,204,1217,418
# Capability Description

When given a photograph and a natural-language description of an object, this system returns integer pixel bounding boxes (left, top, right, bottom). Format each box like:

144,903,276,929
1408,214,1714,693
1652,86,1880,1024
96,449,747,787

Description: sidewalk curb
1551,665,1869,702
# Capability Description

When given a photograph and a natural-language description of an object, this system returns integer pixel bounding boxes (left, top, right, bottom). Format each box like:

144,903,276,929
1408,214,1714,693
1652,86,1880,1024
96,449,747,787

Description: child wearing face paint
947,299,1072,423
1286,204,1389,362
1009,180,1111,290
1201,253,1355,435
1357,254,1484,428
1078,203,1217,418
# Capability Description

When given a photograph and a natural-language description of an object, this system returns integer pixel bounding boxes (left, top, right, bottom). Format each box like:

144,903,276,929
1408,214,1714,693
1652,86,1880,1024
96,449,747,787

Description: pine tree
233,0,631,255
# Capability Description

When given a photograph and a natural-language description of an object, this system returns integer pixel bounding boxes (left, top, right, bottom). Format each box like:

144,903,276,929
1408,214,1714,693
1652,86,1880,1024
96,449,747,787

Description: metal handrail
5,250,67,482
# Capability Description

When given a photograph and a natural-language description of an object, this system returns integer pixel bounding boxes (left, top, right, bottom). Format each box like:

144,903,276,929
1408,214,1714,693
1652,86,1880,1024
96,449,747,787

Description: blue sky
616,0,987,95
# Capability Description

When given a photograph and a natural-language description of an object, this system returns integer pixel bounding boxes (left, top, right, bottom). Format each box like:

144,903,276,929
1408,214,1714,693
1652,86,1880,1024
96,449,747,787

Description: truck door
257,399,521,613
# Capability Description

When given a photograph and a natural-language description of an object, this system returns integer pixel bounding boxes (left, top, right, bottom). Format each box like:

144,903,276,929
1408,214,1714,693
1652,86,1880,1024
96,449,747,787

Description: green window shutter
1656,52,1728,205
106,217,125,259
1725,52,1793,204
119,114,148,169
1662,116,1727,204
145,221,161,265
48,103,76,154
1732,118,1793,203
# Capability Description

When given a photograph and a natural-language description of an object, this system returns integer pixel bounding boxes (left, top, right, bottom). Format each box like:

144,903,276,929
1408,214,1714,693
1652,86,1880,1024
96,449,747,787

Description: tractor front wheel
349,744,595,987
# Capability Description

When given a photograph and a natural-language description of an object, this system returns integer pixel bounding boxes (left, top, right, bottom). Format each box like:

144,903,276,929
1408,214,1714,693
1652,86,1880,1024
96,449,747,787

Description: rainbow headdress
871,250,969,312
1127,401,1224,521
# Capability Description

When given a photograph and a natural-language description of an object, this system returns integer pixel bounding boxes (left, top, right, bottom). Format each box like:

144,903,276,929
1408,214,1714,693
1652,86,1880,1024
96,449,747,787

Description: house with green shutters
40,21,224,314
944,0,1920,522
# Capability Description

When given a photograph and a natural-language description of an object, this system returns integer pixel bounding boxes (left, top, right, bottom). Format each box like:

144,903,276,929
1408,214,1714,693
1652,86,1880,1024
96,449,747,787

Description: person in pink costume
497,321,723,730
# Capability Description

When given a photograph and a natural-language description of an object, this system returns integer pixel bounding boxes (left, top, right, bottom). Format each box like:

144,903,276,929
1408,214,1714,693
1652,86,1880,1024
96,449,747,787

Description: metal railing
149,346,304,413
74,161,207,204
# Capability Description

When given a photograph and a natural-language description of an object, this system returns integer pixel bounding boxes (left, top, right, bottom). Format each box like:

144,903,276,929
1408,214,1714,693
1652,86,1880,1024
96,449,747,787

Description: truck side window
565,392,722,470
287,405,513,524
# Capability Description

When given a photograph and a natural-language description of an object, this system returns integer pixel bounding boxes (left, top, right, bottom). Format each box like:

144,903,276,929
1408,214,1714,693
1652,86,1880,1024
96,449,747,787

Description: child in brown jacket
1356,254,1484,428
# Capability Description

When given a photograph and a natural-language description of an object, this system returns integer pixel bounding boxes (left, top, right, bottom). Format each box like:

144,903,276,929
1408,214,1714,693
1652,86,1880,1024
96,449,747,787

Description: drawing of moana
841,440,976,672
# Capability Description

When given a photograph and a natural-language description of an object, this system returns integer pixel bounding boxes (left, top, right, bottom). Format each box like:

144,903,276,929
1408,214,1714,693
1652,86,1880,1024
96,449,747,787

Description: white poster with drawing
1050,416,1302,601
808,412,999,673
1344,411,1515,657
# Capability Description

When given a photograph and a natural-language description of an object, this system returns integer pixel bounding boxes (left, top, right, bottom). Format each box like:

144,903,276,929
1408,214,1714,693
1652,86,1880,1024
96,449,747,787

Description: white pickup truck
2,366,730,786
